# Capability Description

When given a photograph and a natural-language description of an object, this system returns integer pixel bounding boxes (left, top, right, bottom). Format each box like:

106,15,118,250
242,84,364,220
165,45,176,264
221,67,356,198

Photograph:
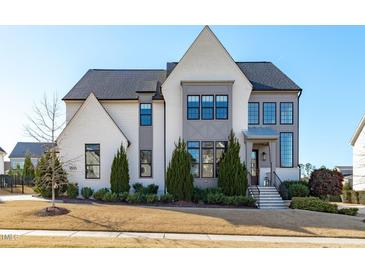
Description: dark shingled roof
9,142,53,158
63,62,301,100
63,69,166,100
0,147,6,154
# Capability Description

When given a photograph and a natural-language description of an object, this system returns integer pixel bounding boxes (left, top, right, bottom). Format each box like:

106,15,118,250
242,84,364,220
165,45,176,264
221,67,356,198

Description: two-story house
57,26,302,202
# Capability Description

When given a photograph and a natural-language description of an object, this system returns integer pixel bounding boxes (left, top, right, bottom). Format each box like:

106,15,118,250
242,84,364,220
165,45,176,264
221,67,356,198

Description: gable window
85,144,100,179
280,102,293,125
201,95,214,120
248,102,259,125
280,132,293,168
187,141,200,178
263,102,276,125
215,95,228,120
140,103,152,126
202,141,214,178
187,95,200,120
140,150,152,177
215,141,227,177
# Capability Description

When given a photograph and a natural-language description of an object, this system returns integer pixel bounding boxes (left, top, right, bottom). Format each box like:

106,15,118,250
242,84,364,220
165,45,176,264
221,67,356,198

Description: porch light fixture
262,152,267,161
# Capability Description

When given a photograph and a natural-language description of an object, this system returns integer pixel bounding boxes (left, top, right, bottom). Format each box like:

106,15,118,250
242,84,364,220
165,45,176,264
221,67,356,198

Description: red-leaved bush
308,168,343,197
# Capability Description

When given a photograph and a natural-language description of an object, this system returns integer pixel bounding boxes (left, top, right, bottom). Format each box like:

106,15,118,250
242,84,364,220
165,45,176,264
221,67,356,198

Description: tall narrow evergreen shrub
218,130,248,196
166,138,194,201
110,144,130,193
23,152,35,178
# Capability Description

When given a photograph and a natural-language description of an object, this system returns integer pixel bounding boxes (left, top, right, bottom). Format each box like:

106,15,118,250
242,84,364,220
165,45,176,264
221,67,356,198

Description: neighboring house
0,147,6,174
58,26,302,197
351,115,365,191
8,142,52,169
335,166,353,186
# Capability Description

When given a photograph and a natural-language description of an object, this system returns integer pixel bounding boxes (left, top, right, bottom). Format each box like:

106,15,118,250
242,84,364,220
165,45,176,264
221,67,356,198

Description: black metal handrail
273,171,288,200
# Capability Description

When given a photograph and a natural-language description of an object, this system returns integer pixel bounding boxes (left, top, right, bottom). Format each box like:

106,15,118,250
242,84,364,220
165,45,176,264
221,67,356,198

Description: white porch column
269,141,277,183
245,140,253,185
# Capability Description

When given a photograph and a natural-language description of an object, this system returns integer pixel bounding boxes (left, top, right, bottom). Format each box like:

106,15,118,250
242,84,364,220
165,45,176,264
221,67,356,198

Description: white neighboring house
0,147,6,174
57,26,302,199
8,142,52,169
351,115,365,191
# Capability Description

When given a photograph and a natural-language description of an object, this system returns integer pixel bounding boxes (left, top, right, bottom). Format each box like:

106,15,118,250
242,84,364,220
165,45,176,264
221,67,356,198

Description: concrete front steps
249,186,287,209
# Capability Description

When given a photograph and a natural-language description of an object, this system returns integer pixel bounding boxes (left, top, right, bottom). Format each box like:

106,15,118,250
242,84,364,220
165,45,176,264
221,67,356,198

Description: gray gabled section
9,142,52,158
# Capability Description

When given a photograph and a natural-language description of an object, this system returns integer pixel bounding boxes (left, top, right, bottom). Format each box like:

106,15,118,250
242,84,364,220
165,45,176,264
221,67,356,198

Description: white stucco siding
152,101,165,192
0,153,5,174
58,95,128,191
65,101,82,124
353,127,365,191
162,27,252,165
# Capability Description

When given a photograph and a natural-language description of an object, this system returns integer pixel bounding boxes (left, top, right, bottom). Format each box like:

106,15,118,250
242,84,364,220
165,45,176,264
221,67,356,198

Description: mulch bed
36,206,70,217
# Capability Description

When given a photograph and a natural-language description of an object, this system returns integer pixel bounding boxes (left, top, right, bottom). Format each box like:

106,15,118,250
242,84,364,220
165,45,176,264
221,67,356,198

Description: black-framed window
263,102,276,125
187,95,200,120
248,102,259,125
280,132,293,168
280,102,293,125
202,141,214,178
201,95,214,120
215,95,228,120
85,144,100,179
215,141,227,177
140,150,152,177
187,141,200,178
140,103,152,126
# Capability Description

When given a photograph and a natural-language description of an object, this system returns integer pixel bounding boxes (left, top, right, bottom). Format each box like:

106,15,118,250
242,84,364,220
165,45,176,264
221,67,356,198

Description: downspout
163,99,166,194
297,89,302,179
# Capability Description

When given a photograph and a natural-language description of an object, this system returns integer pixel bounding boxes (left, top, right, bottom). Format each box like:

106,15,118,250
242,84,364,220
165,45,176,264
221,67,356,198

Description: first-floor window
202,141,214,178
280,133,293,168
140,150,152,177
187,141,200,178
215,141,227,177
85,144,100,179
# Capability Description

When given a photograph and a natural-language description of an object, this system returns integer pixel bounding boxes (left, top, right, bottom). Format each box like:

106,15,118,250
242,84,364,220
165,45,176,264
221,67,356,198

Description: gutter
163,99,166,194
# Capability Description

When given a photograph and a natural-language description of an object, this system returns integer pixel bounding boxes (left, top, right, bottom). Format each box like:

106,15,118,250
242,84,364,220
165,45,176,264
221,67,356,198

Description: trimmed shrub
308,168,343,198
192,187,205,203
337,208,358,216
160,193,174,203
102,192,119,202
81,187,94,199
166,138,194,201
132,183,144,193
146,184,159,194
343,182,352,191
218,131,247,196
290,197,338,213
110,144,130,194
288,183,309,199
146,194,158,204
351,191,359,204
93,188,110,200
119,192,129,202
328,195,342,202
126,193,146,204
66,183,79,199
206,192,225,204
358,191,365,205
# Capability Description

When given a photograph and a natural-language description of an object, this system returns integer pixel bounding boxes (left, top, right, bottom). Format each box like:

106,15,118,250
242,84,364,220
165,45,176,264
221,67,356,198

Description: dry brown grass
1,200,365,238
1,236,365,248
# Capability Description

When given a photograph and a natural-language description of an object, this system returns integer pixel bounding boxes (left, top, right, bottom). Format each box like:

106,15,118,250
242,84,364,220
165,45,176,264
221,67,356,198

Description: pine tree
166,138,194,201
110,143,130,193
218,130,248,196
34,150,68,198
23,152,35,178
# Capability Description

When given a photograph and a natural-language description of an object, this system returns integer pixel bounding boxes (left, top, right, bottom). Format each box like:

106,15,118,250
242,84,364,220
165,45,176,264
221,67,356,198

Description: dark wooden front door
251,150,259,185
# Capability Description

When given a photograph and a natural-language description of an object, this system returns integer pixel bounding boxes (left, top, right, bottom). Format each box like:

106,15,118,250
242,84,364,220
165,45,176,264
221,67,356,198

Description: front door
251,150,259,185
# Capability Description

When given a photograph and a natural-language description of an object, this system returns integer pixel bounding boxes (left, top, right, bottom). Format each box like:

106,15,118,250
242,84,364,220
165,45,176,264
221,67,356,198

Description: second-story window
215,95,228,120
140,103,152,126
201,95,214,120
248,102,259,125
263,102,276,125
187,95,200,120
280,102,293,124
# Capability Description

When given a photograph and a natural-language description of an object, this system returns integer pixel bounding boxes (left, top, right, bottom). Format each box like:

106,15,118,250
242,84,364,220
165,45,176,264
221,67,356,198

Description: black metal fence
0,175,34,194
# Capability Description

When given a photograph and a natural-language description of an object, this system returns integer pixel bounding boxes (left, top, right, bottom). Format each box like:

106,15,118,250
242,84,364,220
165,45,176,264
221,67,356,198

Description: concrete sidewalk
0,195,47,202
1,229,365,245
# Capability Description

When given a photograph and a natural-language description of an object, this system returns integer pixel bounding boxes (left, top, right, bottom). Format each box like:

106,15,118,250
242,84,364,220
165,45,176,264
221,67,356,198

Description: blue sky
0,25,364,167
